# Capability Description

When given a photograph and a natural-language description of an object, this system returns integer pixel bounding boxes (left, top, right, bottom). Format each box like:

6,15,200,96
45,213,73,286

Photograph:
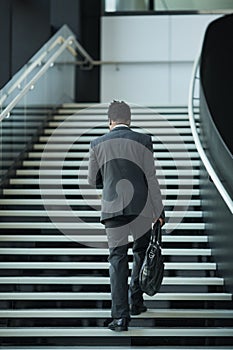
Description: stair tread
1,308,232,318
0,210,203,218
3,189,200,195
48,121,194,127
16,169,200,175
44,127,193,134
9,178,201,185
1,103,232,346
54,114,195,120
0,276,223,285
0,262,216,269
0,234,207,242
28,149,199,155
0,222,205,230
0,327,232,337
39,136,196,142
0,199,202,206
34,143,198,150
10,113,194,120
0,292,230,301
61,104,194,111
23,160,201,167
0,248,211,255
0,347,230,350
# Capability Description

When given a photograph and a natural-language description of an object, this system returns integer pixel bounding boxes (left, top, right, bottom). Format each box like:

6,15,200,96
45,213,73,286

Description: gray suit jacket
88,126,164,224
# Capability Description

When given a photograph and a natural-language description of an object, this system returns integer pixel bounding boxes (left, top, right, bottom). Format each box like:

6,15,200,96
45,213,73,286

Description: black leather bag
139,221,164,296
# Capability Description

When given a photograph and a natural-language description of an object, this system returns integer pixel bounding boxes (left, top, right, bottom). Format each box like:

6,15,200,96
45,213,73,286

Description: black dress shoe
108,318,129,332
130,304,147,316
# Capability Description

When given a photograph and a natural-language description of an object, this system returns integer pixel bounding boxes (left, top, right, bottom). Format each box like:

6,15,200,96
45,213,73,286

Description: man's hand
158,218,165,227
155,218,165,227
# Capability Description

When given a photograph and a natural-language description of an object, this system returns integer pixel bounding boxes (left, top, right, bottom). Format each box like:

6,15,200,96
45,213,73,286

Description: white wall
155,0,233,11
101,14,220,106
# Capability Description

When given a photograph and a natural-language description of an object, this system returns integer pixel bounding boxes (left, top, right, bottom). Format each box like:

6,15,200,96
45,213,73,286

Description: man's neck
110,123,130,131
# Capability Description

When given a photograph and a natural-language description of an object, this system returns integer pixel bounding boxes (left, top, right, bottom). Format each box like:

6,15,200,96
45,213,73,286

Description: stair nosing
0,327,232,337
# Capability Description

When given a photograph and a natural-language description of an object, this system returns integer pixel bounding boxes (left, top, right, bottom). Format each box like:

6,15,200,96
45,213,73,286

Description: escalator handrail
188,52,233,214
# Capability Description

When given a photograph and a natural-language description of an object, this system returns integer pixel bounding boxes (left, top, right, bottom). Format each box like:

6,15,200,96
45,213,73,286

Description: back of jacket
88,126,163,223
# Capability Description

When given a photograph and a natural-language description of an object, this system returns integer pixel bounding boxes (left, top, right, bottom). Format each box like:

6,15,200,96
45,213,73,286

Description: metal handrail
188,53,233,214
0,36,77,108
0,36,77,123
0,31,96,123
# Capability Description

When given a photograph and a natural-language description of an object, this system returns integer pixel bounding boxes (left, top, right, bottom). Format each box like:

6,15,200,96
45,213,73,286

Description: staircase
0,104,232,349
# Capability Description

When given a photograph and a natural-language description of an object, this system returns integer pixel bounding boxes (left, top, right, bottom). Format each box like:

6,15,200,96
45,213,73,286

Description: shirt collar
112,124,129,130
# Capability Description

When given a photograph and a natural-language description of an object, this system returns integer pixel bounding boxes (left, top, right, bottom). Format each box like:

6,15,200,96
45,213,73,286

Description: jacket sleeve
88,143,103,189
143,136,164,221
159,208,166,221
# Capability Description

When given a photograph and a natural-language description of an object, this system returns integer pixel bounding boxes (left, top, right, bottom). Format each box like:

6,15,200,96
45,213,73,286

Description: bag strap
151,221,162,245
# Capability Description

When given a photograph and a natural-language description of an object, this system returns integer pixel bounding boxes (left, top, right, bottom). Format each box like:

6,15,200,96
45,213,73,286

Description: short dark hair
108,100,131,123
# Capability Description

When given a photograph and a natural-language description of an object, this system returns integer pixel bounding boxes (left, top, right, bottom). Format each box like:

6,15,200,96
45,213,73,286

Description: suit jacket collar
110,126,130,133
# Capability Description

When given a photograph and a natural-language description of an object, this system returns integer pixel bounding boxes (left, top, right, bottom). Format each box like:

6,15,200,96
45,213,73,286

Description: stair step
6,115,51,121
0,262,215,270
26,157,200,168
1,308,232,318
3,122,42,127
1,103,231,347
0,292,230,301
61,104,193,111
3,189,200,196
1,136,31,142
0,327,232,337
39,136,196,142
56,105,199,115
0,210,203,218
9,178,201,185
27,152,200,161
54,111,194,117
54,114,193,121
0,235,207,243
23,160,200,167
0,248,211,255
48,121,194,127
0,277,223,285
34,143,198,150
44,128,193,135
57,110,198,117
53,116,196,123
57,105,194,113
0,199,202,206
2,131,36,136
35,153,200,160
16,169,200,176
0,347,230,350
0,222,205,230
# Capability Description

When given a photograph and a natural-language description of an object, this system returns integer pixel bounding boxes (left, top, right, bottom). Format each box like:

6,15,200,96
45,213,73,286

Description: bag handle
151,221,162,245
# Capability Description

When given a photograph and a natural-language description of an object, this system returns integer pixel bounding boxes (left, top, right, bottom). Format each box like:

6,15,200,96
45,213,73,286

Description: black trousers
105,215,152,319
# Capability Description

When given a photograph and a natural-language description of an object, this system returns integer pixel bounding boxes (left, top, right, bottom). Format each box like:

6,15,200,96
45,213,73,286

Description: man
88,101,165,331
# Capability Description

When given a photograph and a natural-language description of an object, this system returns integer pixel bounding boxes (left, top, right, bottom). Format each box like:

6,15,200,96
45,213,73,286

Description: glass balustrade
0,25,76,188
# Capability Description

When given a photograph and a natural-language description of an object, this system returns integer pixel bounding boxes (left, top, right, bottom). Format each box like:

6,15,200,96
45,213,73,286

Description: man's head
108,100,131,129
